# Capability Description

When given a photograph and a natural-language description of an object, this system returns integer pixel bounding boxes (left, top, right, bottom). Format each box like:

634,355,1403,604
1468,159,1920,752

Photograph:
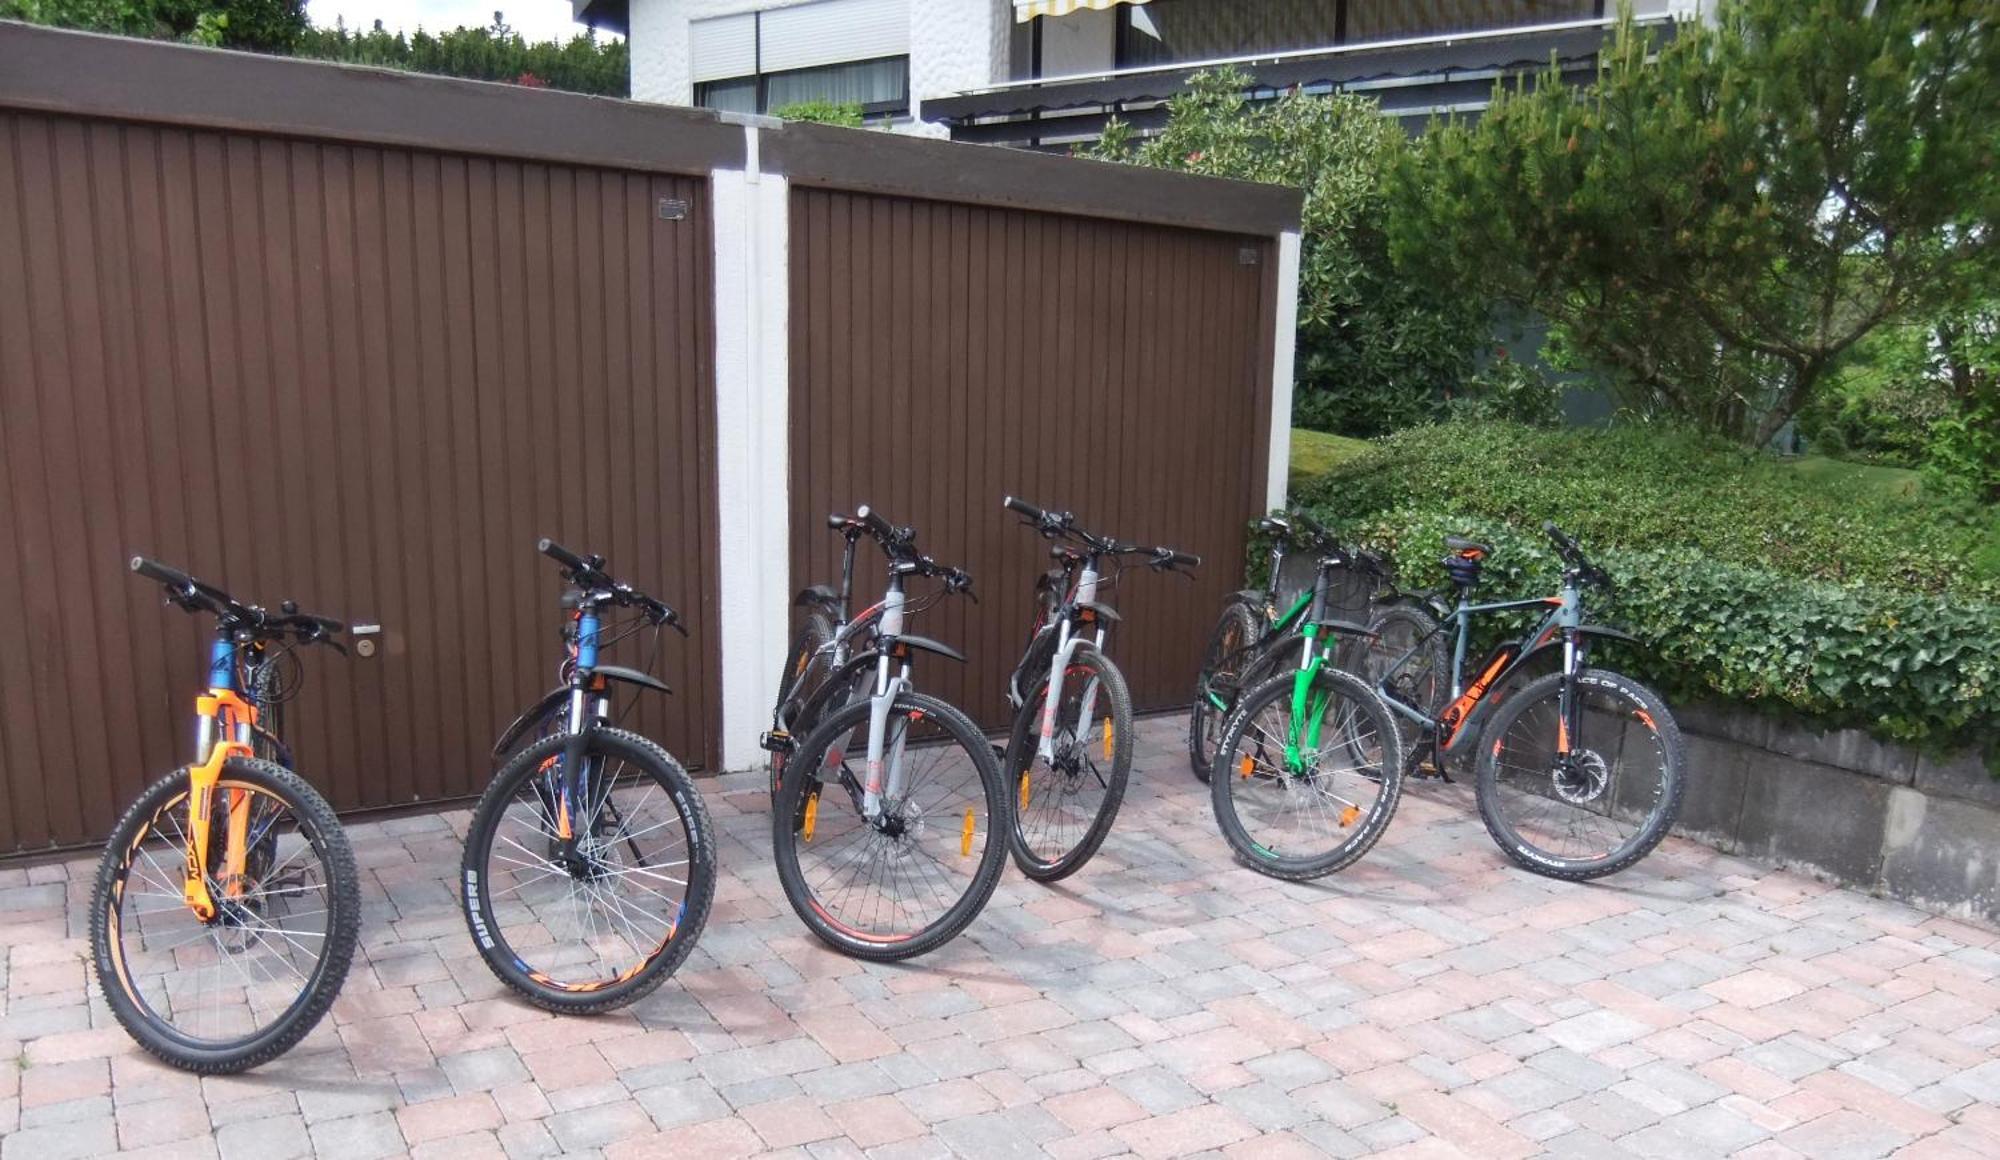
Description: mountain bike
1360,524,1686,879
1187,513,1391,780
1205,524,1407,880
762,513,887,794
460,540,716,1013
770,506,1007,961
91,559,359,1074
999,496,1197,881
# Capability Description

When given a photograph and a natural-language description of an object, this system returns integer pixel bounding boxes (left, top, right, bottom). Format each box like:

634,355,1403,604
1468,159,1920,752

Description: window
697,57,910,117
691,0,911,117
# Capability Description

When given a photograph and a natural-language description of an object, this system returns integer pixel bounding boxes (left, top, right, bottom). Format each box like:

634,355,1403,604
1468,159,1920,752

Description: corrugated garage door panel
789,187,1274,729
0,110,718,851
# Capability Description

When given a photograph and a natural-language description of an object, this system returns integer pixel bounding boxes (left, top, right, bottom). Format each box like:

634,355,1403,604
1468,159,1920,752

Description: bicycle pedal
759,730,794,755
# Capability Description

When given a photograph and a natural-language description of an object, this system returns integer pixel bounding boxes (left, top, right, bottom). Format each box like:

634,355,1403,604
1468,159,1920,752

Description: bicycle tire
461,726,716,1013
772,611,837,791
90,758,361,1074
1209,667,1405,881
1362,602,1448,757
773,690,1008,961
1004,644,1134,882
1188,599,1263,782
1475,668,1685,880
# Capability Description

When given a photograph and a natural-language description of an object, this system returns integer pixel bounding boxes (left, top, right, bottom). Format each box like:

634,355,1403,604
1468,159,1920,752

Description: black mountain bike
460,540,716,1012
1361,524,1687,879
1187,513,1391,781
764,513,887,794
999,497,1198,881
770,506,1008,961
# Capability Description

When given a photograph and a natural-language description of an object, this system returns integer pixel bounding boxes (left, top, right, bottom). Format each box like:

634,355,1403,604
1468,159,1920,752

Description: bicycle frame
1375,585,1583,755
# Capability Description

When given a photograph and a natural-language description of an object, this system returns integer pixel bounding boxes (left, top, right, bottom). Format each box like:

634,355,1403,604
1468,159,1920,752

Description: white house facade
580,1,1703,145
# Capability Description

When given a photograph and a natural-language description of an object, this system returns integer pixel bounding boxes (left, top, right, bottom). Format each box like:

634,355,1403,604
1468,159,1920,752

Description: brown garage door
788,187,1275,729
0,110,718,853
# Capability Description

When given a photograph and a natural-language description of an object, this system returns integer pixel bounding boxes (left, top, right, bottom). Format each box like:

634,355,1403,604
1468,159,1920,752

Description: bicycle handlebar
1005,496,1196,572
1002,495,1045,521
1543,522,1613,589
537,539,686,633
131,556,345,647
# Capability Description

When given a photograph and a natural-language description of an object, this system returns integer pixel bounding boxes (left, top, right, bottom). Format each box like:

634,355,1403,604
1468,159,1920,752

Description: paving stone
0,716,1992,1160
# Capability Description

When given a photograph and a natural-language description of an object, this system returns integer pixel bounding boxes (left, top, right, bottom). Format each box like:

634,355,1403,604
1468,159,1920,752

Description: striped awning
1015,0,1149,23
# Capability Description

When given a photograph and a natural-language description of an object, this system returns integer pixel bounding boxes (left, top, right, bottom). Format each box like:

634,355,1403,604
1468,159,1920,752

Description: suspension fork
1281,624,1331,774
183,689,257,921
861,583,910,820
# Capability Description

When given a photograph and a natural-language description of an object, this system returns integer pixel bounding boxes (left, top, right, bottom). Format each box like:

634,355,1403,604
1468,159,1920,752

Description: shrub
1298,422,2000,599
1086,70,1486,438
1294,422,2000,757
1331,510,1998,756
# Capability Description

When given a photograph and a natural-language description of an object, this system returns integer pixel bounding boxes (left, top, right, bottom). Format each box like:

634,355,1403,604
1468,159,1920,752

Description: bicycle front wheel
1210,668,1405,880
1005,645,1134,882
774,691,1007,961
1475,668,1685,880
461,727,716,1012
90,758,361,1074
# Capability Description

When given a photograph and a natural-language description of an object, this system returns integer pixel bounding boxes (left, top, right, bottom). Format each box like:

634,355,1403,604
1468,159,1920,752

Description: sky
306,1,606,42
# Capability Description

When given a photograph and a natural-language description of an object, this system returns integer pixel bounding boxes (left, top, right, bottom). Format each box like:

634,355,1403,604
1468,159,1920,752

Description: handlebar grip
538,538,589,572
1003,495,1045,521
131,556,194,590
1166,550,1201,568
855,505,895,540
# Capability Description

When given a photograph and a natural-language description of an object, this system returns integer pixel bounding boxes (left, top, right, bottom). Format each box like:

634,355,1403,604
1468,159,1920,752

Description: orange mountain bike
90,558,360,1073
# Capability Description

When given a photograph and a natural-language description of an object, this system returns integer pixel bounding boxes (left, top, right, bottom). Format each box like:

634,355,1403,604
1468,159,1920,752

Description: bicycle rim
1220,677,1396,865
784,698,999,947
472,739,698,994
1483,678,1674,867
1013,657,1128,871
100,779,336,1050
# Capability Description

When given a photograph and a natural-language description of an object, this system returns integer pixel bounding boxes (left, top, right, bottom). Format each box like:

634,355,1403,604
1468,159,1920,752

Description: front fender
494,687,569,760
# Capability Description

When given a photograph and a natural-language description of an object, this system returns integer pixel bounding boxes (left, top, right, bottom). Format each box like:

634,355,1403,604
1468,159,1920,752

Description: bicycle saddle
1444,536,1493,559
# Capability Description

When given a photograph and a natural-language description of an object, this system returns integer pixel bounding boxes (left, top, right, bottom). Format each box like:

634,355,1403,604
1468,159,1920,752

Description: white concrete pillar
709,131,792,772
1266,229,1302,512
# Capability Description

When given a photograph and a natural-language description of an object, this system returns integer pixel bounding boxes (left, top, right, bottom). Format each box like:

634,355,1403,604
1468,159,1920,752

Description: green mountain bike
1204,517,1406,880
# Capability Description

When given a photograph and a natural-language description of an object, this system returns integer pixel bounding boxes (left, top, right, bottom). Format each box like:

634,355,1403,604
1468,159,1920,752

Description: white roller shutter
759,0,908,73
691,13,756,83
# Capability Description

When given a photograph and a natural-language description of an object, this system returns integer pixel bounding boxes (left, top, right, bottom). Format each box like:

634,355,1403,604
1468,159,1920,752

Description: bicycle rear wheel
90,758,360,1074
1188,600,1262,782
773,691,1007,961
1005,645,1133,882
1362,602,1446,758
1210,669,1404,880
461,727,715,1012
1475,668,1685,880
771,611,836,792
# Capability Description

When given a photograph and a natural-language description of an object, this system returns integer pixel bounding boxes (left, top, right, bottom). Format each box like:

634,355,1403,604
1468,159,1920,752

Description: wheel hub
1553,750,1610,804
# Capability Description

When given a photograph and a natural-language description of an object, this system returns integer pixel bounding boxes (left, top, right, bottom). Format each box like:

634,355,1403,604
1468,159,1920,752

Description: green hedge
1296,423,2000,757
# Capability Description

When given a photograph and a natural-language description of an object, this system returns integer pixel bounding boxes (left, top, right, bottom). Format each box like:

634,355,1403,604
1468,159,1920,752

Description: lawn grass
1780,454,1925,501
1288,428,1373,493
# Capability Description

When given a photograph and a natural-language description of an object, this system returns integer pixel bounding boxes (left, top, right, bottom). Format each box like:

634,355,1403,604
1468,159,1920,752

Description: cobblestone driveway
3,716,1997,1159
